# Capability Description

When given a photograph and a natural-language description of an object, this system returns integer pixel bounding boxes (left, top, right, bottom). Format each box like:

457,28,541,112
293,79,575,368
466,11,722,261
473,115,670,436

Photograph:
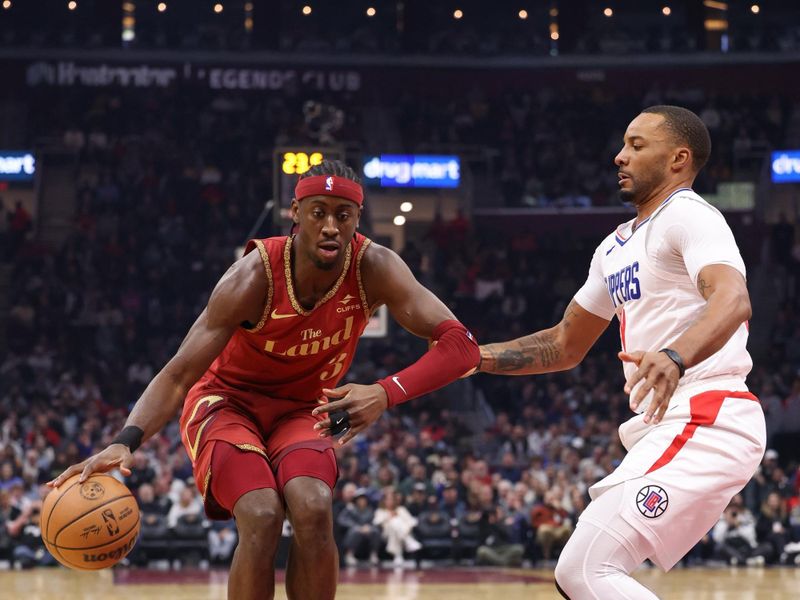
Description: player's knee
233,489,284,547
288,483,333,539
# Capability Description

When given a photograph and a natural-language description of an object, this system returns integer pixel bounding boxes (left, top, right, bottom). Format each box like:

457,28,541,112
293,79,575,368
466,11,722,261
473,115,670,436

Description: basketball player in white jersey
476,106,766,598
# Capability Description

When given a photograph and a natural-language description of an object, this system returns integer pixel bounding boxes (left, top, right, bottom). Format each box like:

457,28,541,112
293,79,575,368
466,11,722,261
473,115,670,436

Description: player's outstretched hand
312,383,389,446
619,350,680,425
47,444,134,488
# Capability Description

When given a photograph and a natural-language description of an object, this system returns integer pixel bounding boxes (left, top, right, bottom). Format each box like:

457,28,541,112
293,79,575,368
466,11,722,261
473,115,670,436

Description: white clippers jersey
574,188,752,410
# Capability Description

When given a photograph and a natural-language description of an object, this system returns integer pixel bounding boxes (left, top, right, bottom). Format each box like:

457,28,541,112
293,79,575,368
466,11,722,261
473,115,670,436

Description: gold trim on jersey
184,395,224,461
202,469,211,502
283,235,353,316
244,239,274,332
355,238,373,320
235,443,269,461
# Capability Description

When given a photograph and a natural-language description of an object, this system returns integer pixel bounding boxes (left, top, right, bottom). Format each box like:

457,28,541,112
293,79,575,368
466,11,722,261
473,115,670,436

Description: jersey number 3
320,352,348,380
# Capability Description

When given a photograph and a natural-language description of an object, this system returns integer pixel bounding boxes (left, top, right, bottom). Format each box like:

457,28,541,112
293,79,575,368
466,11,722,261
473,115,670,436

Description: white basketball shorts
579,377,766,571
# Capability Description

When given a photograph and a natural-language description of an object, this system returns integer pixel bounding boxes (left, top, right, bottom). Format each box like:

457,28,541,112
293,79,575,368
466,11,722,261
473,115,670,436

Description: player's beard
313,258,337,271
618,171,662,207
308,247,339,271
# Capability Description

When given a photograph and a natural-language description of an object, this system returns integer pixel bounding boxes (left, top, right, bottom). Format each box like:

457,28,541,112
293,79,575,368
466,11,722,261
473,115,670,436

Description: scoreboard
273,147,344,223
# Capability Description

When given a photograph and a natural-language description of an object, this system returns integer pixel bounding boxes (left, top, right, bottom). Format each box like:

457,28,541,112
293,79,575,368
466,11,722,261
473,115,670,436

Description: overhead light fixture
157,2,167,12
400,202,413,213
302,5,312,15
603,7,613,17
393,215,406,226
662,6,671,16
518,9,528,20
366,7,376,17
453,9,463,19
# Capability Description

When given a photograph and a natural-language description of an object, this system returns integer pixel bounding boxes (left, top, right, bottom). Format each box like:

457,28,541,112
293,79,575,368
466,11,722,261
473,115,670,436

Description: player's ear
290,199,300,224
673,147,691,172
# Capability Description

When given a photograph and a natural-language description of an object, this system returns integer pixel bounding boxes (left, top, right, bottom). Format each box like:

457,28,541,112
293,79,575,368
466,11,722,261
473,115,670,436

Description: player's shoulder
653,188,724,223
360,238,398,272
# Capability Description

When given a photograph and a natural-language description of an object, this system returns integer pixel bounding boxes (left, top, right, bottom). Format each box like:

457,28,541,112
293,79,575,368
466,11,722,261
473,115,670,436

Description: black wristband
659,348,686,378
112,426,144,453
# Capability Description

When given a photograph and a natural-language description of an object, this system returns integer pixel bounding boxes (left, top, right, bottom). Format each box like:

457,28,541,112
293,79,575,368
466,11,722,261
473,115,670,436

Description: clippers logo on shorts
79,481,105,501
325,176,334,191
606,261,641,308
636,485,669,518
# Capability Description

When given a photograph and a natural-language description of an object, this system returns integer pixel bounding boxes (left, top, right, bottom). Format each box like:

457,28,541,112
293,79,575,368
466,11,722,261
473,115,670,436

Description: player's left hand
312,383,389,446
619,350,680,425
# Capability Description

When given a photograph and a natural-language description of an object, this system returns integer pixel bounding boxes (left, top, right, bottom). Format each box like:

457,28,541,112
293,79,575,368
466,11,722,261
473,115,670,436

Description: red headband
294,175,364,206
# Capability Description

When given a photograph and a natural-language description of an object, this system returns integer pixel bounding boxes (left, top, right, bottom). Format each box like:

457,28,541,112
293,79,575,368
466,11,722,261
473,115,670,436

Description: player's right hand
47,444,134,488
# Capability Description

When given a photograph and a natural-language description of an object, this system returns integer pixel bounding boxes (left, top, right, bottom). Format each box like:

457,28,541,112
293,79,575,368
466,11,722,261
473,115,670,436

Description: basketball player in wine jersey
49,161,479,600
477,106,765,598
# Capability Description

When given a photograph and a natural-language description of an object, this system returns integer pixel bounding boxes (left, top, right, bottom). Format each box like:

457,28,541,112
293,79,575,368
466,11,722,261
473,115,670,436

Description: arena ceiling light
400,202,413,213
67,1,77,10
603,7,613,17
157,2,167,12
518,9,528,20
213,3,223,13
2,0,10,9
302,5,312,15
393,215,406,226
453,9,463,19
750,4,760,14
366,6,376,17
662,6,671,16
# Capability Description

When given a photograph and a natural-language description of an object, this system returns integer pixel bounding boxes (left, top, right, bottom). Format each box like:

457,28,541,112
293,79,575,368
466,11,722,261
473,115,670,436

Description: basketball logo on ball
636,485,669,518
79,481,105,501
41,473,140,570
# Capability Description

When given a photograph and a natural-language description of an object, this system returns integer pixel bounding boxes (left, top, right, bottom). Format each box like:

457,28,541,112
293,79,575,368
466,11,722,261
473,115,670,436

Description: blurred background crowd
2,0,800,574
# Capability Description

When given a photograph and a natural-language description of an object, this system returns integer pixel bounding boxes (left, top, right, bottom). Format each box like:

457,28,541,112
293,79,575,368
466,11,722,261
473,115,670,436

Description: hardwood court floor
4,565,800,599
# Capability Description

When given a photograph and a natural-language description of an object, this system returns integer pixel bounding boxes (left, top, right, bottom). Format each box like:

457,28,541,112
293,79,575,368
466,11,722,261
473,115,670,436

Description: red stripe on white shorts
645,390,758,475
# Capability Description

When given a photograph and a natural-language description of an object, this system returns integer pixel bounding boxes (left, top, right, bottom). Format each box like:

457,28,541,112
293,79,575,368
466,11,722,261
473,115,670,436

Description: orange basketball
41,473,140,570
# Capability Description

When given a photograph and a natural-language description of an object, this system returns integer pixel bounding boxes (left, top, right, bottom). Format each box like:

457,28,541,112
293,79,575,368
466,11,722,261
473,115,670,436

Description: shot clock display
273,147,343,223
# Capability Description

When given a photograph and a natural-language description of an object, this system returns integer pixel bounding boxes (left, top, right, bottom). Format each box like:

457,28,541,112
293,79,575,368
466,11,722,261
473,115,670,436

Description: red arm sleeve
376,320,480,408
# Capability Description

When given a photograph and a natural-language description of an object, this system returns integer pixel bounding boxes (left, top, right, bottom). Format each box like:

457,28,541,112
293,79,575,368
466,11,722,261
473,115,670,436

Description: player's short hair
641,105,711,173
300,159,361,184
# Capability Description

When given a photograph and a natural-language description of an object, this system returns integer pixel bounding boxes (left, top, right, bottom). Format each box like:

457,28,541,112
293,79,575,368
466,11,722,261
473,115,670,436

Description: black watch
659,348,686,378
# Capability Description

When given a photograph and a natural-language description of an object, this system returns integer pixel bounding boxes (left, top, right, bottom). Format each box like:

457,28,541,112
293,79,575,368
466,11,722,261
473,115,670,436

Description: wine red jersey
191,233,373,407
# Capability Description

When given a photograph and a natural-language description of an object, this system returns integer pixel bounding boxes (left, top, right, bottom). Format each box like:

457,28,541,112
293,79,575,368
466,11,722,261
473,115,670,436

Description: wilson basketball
41,473,140,570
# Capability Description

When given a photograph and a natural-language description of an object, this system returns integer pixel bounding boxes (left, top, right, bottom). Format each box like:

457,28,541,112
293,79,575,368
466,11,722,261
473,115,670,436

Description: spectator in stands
208,520,238,566
373,487,421,567
338,488,381,567
756,492,792,564
475,505,525,567
406,483,429,517
712,495,771,566
440,482,466,521
530,488,573,562
167,486,203,529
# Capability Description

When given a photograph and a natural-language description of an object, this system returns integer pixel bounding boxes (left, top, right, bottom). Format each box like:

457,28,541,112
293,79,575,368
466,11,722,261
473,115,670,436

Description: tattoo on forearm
484,331,562,373
698,278,713,299
496,349,534,371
